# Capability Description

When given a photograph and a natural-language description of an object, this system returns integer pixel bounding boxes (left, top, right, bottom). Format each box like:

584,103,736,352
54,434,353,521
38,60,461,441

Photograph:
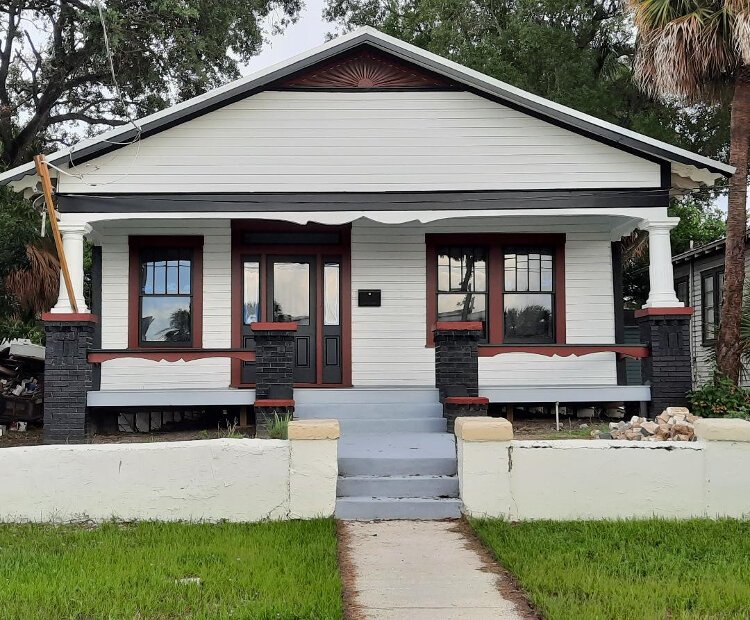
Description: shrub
688,375,750,419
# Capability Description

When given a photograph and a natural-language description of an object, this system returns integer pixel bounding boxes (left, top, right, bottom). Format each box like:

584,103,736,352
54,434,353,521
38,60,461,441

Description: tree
0,1,300,341
0,0,301,170
627,0,750,384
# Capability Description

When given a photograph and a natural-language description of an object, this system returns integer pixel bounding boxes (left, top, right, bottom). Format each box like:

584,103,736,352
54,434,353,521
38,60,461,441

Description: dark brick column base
434,321,482,402
42,313,98,444
250,322,297,401
635,308,693,417
443,396,489,434
254,401,295,438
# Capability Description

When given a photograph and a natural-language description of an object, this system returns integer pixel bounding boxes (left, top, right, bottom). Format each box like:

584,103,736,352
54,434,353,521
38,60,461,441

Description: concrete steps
321,389,461,519
337,475,459,499
335,497,462,520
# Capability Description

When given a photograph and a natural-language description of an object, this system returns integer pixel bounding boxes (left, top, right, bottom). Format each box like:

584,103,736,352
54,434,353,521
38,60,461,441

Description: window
129,237,203,348
675,276,690,307
436,246,488,339
503,248,555,343
427,235,565,346
702,268,724,343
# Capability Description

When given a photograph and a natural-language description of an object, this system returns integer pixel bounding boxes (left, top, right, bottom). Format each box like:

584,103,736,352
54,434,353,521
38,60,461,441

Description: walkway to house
340,520,531,619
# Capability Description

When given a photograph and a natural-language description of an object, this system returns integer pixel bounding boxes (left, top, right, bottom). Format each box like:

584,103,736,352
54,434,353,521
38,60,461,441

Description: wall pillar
251,322,297,437
51,223,90,314
636,308,693,416
643,218,682,308
42,313,98,444
434,321,482,401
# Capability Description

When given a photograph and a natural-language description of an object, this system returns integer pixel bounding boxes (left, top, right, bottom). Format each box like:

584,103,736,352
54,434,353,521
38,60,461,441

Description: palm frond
4,242,60,316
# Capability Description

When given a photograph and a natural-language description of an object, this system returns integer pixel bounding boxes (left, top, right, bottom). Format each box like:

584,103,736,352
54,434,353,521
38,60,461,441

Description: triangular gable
0,27,733,189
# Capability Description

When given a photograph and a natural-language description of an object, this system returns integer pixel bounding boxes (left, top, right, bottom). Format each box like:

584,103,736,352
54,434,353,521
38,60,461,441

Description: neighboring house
673,234,750,388
0,28,732,443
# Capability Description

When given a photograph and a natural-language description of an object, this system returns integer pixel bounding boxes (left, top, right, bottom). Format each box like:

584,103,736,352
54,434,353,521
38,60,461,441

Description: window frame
674,275,690,307
701,266,724,345
128,236,204,349
426,234,566,347
435,245,489,342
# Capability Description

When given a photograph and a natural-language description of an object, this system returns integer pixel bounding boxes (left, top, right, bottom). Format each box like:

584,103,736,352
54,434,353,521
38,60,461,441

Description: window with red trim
426,234,565,346
128,237,203,348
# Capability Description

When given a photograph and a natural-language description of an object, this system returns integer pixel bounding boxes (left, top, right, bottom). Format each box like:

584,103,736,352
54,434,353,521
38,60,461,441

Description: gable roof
0,26,734,188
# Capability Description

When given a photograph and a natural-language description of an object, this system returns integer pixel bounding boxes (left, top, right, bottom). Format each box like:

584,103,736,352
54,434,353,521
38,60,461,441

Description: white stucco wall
459,426,750,520
0,437,337,523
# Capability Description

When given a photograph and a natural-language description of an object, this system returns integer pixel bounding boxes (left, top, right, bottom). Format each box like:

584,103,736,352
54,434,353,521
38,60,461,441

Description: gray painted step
295,403,443,419
337,475,459,498
335,497,462,520
295,388,439,405
339,456,457,476
339,417,447,434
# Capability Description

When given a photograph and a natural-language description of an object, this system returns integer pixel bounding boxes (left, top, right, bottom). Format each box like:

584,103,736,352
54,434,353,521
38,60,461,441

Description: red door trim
230,221,352,388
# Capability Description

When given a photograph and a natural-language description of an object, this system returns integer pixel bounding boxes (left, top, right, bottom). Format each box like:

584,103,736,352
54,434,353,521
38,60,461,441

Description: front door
239,254,344,385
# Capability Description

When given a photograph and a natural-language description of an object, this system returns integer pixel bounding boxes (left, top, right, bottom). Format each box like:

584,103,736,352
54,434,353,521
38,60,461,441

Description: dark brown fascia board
672,231,750,265
1,33,731,182
56,188,669,213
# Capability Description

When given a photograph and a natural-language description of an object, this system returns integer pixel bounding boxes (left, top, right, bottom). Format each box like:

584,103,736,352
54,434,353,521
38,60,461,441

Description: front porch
40,201,692,440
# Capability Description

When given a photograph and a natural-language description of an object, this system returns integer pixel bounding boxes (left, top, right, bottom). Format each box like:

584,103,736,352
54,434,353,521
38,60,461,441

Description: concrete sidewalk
340,520,530,619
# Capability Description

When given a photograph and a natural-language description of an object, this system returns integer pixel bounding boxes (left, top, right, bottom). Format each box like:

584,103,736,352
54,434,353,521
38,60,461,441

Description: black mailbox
358,289,381,307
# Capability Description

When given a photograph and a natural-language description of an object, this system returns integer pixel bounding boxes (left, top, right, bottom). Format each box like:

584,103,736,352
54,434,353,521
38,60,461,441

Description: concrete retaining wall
457,417,750,520
0,420,339,523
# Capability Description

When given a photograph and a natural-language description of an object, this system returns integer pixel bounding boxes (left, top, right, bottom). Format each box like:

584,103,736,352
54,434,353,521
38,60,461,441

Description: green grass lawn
471,518,750,620
0,520,341,620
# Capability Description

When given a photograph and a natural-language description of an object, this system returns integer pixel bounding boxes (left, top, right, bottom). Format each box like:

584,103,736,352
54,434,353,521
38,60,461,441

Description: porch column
51,222,89,313
643,218,682,309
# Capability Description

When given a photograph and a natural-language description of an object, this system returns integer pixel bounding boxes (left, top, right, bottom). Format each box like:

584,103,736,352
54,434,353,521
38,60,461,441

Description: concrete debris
593,409,700,441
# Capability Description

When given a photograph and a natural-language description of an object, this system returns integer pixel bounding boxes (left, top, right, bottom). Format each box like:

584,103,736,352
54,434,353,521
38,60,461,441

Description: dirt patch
0,427,257,448
0,426,43,448
451,519,542,619
512,417,607,440
336,521,365,620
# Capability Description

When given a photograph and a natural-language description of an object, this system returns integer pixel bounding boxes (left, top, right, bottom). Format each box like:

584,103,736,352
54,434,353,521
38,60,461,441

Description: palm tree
627,0,750,383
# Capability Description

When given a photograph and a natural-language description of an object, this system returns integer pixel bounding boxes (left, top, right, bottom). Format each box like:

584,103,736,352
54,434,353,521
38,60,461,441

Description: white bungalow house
0,28,733,518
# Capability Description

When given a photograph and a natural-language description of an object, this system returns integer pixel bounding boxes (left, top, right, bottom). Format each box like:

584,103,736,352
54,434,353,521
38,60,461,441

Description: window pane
166,260,179,294
178,260,191,295
142,262,154,295
153,260,166,294
273,262,310,325
505,255,516,291
324,263,340,326
141,296,191,343
243,261,260,324
541,257,553,291
437,293,486,325
504,293,553,343
438,264,450,292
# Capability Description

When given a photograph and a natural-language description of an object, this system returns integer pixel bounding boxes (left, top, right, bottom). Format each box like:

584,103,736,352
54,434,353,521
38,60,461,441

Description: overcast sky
248,0,330,73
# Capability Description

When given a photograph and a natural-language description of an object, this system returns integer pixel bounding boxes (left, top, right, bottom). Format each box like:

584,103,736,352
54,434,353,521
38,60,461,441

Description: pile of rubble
592,407,700,442
0,341,44,429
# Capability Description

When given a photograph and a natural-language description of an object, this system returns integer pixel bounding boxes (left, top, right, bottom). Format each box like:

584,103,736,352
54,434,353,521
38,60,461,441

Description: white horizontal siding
350,218,617,387
98,220,232,390
60,91,661,193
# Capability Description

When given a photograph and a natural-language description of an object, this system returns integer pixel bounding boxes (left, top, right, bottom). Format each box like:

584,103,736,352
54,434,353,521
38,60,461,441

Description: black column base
636,309,692,417
42,313,97,444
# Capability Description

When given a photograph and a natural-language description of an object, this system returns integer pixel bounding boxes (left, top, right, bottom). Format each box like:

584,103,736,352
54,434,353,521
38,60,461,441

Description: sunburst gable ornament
280,48,454,89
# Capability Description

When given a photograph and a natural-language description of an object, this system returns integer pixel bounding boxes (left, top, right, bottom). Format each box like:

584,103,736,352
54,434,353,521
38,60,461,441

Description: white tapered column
51,222,89,313
643,218,682,309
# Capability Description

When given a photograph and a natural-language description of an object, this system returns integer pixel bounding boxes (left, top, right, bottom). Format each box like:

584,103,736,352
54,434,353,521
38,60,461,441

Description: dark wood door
239,254,343,385
267,257,316,384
